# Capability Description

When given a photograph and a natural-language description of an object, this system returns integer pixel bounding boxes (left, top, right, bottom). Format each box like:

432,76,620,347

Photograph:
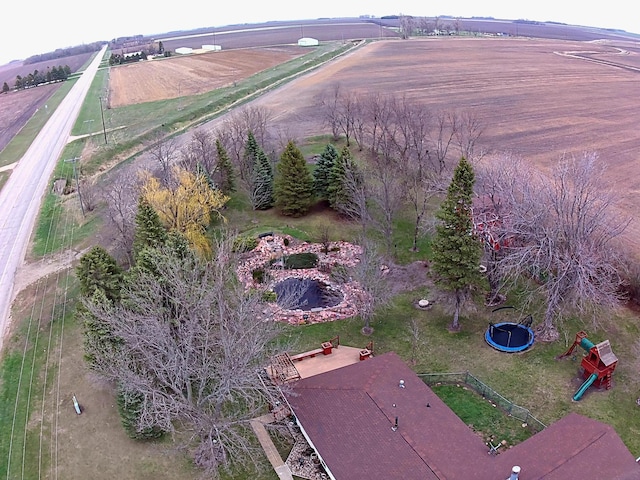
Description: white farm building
298,37,319,47
202,44,222,51
175,47,193,55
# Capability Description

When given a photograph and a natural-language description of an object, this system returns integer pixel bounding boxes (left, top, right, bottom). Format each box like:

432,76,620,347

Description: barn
298,37,319,47
202,44,222,51
174,47,193,55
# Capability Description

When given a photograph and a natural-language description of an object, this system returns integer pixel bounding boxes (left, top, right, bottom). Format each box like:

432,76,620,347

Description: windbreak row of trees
9,65,71,90
108,52,148,65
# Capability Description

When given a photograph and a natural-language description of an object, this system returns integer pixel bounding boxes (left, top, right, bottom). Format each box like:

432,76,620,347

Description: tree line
132,96,628,342
6,64,71,92
23,41,104,64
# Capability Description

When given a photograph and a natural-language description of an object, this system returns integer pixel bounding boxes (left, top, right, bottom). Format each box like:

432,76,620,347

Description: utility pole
99,96,107,144
64,157,85,216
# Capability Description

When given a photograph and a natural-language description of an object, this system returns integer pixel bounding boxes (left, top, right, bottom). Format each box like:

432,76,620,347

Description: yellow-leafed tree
140,167,229,257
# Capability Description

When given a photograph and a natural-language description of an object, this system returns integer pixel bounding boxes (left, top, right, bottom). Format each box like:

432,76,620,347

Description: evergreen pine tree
76,246,123,301
251,148,274,210
313,143,339,200
244,131,260,164
243,130,260,181
76,248,123,369
327,146,363,218
430,157,482,331
215,138,236,194
133,197,168,258
117,384,165,439
274,141,315,216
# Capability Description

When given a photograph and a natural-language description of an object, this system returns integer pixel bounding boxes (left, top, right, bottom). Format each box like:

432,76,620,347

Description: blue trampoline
485,322,535,353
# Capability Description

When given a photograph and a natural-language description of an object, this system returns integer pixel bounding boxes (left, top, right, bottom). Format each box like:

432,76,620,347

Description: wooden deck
292,346,365,379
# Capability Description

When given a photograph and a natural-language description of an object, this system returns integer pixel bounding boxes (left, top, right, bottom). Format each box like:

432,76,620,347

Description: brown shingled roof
286,352,640,480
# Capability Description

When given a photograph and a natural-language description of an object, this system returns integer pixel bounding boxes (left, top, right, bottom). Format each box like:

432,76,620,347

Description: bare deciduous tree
349,237,392,335
399,14,415,39
319,84,360,147
180,129,217,175
497,153,629,341
428,110,457,179
365,163,406,256
319,83,343,141
79,177,99,213
148,135,179,184
101,176,140,264
82,237,286,476
474,153,523,305
453,109,485,160
217,106,273,182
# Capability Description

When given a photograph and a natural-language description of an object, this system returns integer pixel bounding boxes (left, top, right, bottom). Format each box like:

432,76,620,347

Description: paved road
0,45,107,351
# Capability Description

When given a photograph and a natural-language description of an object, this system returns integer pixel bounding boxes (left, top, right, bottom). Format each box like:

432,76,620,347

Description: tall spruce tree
327,146,364,219
76,247,123,369
431,157,482,331
215,138,236,195
133,197,168,258
251,147,274,210
274,141,314,216
313,143,339,200
76,246,123,301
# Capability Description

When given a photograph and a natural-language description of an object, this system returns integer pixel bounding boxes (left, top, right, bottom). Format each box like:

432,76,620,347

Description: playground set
557,331,618,401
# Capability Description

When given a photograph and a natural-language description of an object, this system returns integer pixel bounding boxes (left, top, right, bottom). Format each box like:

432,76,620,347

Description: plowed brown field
108,46,308,107
221,38,640,252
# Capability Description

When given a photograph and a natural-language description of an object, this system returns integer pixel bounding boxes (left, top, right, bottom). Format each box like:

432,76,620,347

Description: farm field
0,52,93,153
108,46,312,107
156,20,397,52
232,37,640,253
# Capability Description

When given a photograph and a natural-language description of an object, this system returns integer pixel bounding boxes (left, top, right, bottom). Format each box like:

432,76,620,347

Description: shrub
283,237,290,246
283,253,318,269
252,268,266,283
262,290,277,302
232,235,259,253
330,264,350,284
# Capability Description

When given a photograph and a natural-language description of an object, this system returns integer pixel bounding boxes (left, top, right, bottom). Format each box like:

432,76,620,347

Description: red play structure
557,331,618,401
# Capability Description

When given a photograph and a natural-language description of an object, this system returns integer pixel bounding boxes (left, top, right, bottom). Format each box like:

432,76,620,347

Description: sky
1,1,638,66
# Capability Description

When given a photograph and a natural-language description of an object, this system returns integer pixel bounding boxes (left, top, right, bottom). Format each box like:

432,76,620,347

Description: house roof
286,352,640,480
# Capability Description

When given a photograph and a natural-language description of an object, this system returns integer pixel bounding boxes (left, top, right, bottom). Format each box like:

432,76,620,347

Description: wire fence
418,371,547,433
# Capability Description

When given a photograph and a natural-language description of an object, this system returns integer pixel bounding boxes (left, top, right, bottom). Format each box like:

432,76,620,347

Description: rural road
0,45,107,351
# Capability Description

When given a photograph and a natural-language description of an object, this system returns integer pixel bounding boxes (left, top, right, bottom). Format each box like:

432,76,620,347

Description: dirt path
13,247,90,299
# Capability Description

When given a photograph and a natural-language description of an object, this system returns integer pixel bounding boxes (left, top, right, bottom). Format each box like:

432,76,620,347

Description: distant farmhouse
286,352,640,479
174,47,193,55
